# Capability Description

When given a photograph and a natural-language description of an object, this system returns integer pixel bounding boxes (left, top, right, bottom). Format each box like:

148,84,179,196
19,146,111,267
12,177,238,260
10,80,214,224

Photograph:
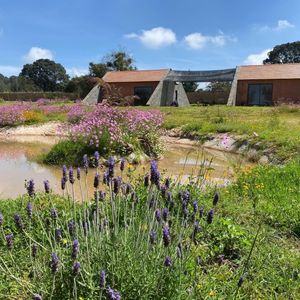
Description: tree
263,41,300,64
20,59,69,91
89,50,136,78
182,82,198,92
65,75,97,98
206,81,232,93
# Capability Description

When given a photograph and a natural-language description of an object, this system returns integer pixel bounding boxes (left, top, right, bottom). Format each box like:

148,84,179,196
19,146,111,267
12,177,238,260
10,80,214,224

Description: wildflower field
0,152,300,299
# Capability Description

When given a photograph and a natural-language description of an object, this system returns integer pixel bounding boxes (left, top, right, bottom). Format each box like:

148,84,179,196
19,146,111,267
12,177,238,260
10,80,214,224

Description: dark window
248,84,273,106
134,86,153,105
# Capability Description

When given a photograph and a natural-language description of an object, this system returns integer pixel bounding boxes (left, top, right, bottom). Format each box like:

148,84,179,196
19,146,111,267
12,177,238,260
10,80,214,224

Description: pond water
0,136,249,199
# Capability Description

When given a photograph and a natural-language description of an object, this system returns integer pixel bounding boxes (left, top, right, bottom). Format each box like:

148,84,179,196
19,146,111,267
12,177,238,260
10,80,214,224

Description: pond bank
0,121,282,165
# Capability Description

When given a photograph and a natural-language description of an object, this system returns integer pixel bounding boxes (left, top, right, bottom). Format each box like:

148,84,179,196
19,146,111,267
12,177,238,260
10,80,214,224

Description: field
0,102,300,299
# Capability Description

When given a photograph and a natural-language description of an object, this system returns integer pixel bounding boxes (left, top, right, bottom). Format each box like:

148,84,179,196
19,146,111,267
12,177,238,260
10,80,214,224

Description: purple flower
51,208,58,220
106,287,121,300
62,165,68,182
27,179,35,197
0,212,3,226
76,167,81,180
94,173,100,189
73,261,81,276
162,208,169,222
155,209,161,222
207,209,214,224
72,239,79,259
164,256,172,267
69,167,75,184
124,183,131,195
238,276,244,287
43,180,50,194
26,202,33,219
213,192,220,206
149,230,156,244
68,220,76,236
99,191,106,201
150,161,160,186
83,154,89,173
144,174,149,187
166,191,172,203
61,177,66,190
113,177,121,194
32,243,38,258
95,151,100,167
193,221,201,239
50,253,60,273
82,220,89,236
14,214,23,229
163,226,171,247
182,207,188,219
160,185,167,199
103,171,109,185
5,233,13,250
165,177,170,189
34,294,42,300
108,157,115,178
55,228,62,243
120,158,125,172
193,201,198,213
99,270,106,288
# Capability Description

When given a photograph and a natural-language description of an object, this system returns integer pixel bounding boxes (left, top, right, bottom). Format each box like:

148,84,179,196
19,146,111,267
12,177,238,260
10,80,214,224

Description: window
248,84,272,106
134,86,153,105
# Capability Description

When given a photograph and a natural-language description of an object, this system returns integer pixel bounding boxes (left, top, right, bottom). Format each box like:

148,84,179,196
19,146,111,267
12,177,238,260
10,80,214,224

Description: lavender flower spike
94,173,100,189
61,177,66,190
62,165,68,182
83,154,89,173
76,167,81,180
34,294,42,300
94,151,100,167
164,256,172,267
14,214,24,229
120,158,125,172
69,166,75,184
6,233,13,250
73,261,81,276
0,212,3,226
207,209,214,224
32,243,38,258
99,270,106,288
26,202,33,219
44,180,50,194
50,253,60,273
27,179,35,197
108,157,115,178
107,287,121,300
149,230,156,244
72,239,79,259
163,226,171,247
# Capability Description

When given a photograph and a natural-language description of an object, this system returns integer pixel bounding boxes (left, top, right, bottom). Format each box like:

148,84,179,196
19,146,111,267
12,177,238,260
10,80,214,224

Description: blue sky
0,0,299,77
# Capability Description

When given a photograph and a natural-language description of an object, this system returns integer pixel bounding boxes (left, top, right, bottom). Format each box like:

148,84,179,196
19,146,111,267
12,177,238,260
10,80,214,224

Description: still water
0,136,248,199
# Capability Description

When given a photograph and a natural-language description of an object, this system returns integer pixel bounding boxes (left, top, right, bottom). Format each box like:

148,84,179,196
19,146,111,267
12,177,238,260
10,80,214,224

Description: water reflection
0,137,248,199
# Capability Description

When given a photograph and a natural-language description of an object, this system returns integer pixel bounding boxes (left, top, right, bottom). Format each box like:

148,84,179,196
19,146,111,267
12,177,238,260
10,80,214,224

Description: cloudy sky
0,0,299,77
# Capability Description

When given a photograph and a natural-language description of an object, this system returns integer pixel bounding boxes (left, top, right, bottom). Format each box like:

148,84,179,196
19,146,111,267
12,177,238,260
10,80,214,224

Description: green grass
0,158,300,299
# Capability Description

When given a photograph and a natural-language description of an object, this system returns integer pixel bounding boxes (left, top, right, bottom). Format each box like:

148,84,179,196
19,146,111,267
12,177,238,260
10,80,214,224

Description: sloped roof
102,69,170,83
238,64,300,80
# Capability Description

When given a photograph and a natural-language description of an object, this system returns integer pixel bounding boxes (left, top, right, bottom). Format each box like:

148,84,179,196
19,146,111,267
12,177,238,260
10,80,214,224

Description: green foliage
263,41,300,64
206,81,232,93
20,59,69,91
65,75,96,98
182,82,198,92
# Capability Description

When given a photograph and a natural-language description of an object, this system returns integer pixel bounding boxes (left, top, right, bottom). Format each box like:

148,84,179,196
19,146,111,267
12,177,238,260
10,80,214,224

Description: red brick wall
236,79,300,105
109,81,159,98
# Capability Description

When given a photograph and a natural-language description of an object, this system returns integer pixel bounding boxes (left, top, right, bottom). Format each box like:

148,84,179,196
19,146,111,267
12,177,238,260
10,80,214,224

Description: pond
0,136,250,199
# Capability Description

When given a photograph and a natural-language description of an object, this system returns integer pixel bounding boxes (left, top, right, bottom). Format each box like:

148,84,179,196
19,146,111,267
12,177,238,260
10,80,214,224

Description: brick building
234,64,300,105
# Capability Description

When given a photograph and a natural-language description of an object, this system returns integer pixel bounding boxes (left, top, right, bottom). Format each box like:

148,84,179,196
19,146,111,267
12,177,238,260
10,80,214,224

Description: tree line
1,42,299,98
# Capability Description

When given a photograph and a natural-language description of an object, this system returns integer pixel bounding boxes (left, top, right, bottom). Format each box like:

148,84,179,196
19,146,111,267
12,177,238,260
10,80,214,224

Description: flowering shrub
0,104,30,126
66,104,164,157
67,104,88,123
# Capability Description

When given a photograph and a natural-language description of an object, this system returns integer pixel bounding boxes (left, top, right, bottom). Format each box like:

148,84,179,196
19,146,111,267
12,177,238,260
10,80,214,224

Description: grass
0,157,300,299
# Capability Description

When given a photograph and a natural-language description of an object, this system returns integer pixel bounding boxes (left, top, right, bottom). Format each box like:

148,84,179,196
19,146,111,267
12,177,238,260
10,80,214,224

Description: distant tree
206,81,232,93
89,50,136,78
263,41,300,64
65,75,97,98
0,74,40,92
20,59,69,91
182,82,198,92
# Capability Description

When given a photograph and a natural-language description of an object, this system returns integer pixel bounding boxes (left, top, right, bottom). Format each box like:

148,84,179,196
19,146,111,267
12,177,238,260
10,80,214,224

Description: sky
0,0,299,77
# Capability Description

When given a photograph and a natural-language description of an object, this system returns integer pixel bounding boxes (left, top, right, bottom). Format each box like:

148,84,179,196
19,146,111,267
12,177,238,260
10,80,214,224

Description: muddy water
0,136,249,199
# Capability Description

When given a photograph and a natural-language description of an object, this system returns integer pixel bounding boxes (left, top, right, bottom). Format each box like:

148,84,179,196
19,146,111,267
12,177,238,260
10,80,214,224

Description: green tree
263,41,300,64
182,82,198,92
89,50,136,78
65,75,97,98
206,81,232,93
20,59,69,91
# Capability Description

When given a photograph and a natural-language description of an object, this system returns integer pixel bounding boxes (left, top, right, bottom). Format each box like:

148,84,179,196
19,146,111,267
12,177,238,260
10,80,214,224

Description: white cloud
184,31,236,49
260,20,295,32
244,48,272,65
67,67,88,77
23,47,54,63
125,27,177,48
0,65,21,76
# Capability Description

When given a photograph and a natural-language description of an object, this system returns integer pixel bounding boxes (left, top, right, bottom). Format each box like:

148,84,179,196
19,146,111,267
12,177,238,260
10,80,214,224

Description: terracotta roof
238,64,300,80
102,69,170,83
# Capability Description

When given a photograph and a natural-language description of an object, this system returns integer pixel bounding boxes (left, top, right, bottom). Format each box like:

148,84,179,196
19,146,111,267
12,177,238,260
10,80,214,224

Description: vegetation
155,105,300,161
20,59,69,91
0,154,300,299
263,41,300,64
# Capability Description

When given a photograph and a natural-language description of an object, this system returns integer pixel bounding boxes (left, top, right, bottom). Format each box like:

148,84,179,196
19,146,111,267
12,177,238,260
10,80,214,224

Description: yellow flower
209,290,216,297
62,239,68,245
